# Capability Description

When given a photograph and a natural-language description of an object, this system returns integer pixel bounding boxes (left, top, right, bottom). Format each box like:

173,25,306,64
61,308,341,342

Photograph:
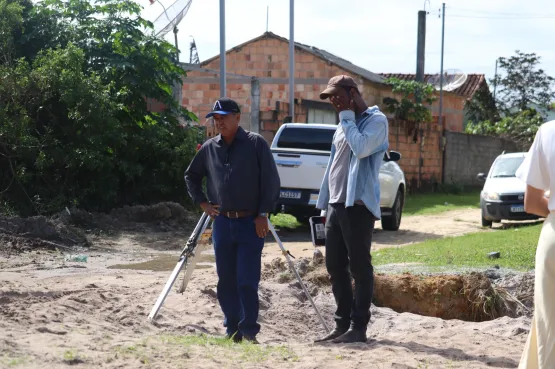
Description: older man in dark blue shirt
185,98,280,343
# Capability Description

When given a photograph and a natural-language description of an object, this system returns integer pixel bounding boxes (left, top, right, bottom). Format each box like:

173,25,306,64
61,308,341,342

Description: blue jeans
212,215,264,338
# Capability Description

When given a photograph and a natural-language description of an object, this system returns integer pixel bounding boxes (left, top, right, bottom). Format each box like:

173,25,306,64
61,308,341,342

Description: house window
307,108,337,124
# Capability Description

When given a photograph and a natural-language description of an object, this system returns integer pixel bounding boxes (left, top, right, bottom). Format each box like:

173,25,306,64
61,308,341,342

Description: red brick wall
388,117,443,189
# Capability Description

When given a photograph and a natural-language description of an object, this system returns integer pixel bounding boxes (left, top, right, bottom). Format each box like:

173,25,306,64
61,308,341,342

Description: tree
0,0,200,216
465,51,554,148
465,108,543,149
382,77,436,142
464,82,499,124
491,50,555,114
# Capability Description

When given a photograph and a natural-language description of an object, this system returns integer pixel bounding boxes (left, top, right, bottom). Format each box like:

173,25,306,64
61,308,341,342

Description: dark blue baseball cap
205,97,241,118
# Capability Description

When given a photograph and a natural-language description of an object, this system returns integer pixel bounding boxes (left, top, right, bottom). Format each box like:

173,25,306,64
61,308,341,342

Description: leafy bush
465,109,543,150
0,0,201,216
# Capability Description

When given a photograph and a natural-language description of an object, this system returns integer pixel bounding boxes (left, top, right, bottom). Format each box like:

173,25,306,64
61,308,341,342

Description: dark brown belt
222,210,255,218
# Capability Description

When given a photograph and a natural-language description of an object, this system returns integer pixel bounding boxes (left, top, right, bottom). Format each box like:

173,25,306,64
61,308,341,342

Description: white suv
477,152,540,227
270,123,406,231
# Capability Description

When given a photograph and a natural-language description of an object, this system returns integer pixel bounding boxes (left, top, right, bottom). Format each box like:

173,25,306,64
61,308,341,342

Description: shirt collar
356,107,377,122
216,126,247,144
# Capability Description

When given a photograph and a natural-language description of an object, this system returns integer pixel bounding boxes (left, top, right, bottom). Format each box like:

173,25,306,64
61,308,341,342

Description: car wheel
481,205,493,228
481,216,493,228
381,189,403,231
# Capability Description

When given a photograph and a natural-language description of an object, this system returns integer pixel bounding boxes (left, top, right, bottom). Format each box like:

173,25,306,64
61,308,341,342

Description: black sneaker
314,325,349,343
331,328,367,343
226,332,243,343
243,335,259,344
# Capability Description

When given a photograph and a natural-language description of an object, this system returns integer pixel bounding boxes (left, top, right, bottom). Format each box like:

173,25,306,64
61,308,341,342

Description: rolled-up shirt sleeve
184,147,208,206
516,126,549,191
340,110,387,159
256,136,281,214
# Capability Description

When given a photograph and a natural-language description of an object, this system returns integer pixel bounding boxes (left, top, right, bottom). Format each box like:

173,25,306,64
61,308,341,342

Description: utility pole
416,10,426,188
219,0,226,97
438,3,446,139
416,10,426,83
438,2,446,185
493,58,498,101
289,0,295,120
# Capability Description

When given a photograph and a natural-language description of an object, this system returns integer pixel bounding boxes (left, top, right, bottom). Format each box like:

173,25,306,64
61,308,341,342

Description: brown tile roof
379,73,486,99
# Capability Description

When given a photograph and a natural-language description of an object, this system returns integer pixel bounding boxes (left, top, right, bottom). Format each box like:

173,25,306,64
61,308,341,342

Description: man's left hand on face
330,94,355,113
254,216,269,238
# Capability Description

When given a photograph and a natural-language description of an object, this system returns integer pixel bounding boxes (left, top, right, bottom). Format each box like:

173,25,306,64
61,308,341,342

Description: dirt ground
0,206,530,369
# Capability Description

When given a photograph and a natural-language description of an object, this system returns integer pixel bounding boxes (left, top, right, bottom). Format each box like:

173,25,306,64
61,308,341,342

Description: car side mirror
477,173,486,181
384,151,401,162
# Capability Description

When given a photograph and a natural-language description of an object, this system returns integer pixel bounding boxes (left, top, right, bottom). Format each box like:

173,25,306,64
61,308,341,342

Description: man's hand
254,216,269,238
200,202,220,218
330,93,355,114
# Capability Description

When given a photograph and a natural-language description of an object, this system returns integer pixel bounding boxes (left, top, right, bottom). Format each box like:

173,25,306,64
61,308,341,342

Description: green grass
373,223,542,271
0,356,28,367
270,213,302,229
62,349,84,364
271,191,481,228
403,191,481,216
161,334,298,363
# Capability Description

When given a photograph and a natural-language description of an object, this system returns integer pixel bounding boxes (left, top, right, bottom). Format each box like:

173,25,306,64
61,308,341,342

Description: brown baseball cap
319,75,359,100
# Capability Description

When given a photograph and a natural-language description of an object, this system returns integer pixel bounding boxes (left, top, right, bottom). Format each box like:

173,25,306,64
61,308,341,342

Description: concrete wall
443,131,520,186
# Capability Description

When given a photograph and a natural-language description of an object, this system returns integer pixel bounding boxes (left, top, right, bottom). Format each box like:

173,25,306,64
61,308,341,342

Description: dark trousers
212,215,264,338
325,203,375,329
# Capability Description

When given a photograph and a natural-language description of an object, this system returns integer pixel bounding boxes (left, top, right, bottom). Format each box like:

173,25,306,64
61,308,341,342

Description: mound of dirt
263,255,323,284
0,202,199,255
66,202,197,232
0,213,88,255
494,272,535,317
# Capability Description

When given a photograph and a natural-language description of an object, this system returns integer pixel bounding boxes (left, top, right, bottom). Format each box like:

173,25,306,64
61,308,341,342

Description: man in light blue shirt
314,75,389,344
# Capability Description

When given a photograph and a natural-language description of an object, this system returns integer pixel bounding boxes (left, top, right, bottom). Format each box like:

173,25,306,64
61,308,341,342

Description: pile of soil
262,250,324,284
494,272,535,317
0,202,199,255
65,201,198,232
0,214,88,255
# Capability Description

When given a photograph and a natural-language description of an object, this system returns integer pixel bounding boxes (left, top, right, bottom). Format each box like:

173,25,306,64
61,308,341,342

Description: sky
140,0,555,85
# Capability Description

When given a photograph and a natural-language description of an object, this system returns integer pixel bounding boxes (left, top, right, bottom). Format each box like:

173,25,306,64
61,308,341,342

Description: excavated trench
264,256,532,322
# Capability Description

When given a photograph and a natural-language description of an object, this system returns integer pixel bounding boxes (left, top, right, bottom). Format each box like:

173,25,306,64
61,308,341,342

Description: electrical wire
444,5,555,20
449,14,555,19
447,6,553,17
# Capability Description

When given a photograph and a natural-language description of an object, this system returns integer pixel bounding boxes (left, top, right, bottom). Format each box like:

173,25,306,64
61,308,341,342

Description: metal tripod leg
177,232,211,294
268,221,330,334
147,213,211,321
177,219,212,294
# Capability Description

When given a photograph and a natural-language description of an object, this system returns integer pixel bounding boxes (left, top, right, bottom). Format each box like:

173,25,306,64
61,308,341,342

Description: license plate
280,190,301,199
510,205,525,213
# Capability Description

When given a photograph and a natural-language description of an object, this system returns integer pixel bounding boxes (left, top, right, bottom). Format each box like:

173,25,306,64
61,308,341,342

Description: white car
270,123,406,231
477,152,540,227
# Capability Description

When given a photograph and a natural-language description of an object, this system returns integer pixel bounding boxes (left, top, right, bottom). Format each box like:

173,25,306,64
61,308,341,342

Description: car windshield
490,156,525,178
276,127,336,151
